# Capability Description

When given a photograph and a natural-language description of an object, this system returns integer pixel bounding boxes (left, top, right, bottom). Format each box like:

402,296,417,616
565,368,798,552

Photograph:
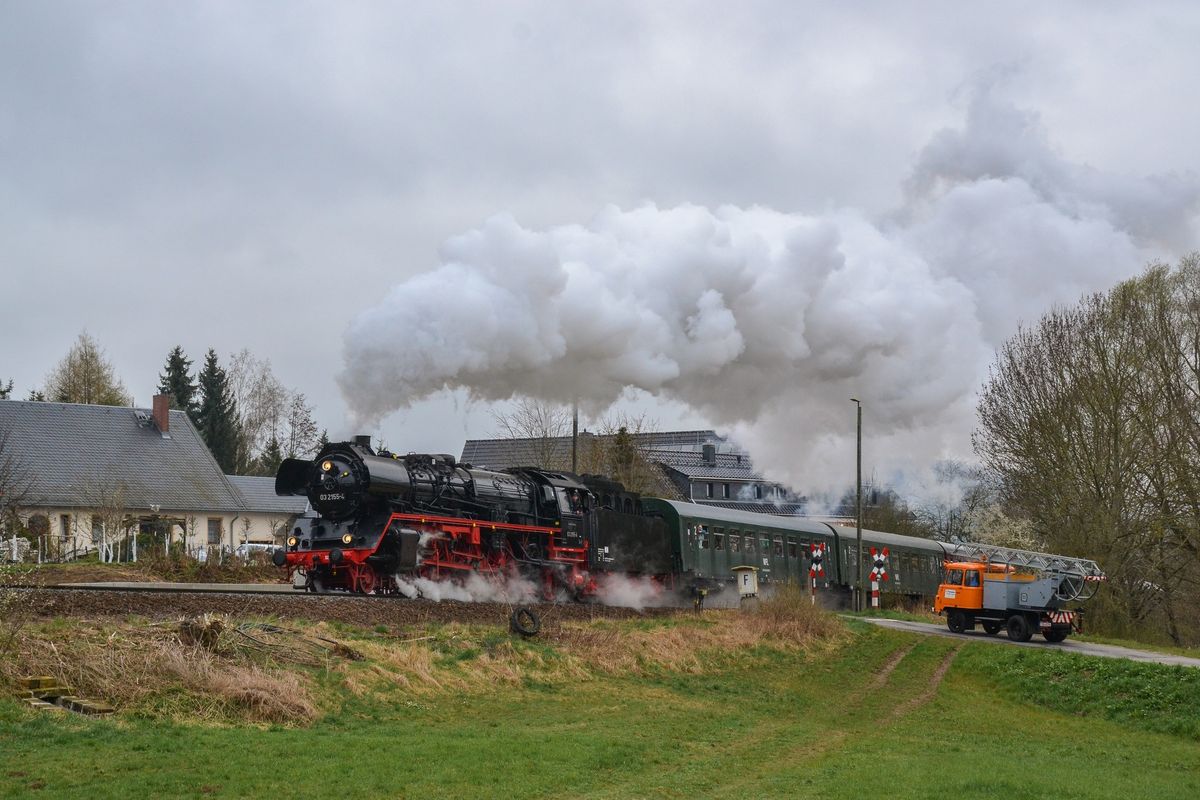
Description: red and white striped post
869,547,889,609
808,543,826,605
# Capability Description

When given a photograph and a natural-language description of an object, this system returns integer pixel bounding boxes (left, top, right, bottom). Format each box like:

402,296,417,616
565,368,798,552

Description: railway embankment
1,592,1198,798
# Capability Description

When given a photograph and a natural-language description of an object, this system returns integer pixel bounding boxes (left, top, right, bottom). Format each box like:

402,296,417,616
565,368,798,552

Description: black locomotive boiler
274,436,602,596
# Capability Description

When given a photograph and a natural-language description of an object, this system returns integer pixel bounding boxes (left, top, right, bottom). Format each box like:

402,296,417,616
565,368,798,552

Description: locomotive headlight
287,536,298,547
321,460,334,472
341,533,353,545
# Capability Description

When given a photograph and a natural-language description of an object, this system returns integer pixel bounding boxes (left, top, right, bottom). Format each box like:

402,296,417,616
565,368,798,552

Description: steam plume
340,86,1199,490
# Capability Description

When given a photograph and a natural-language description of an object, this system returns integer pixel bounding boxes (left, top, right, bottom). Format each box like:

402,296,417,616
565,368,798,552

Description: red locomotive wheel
355,565,378,595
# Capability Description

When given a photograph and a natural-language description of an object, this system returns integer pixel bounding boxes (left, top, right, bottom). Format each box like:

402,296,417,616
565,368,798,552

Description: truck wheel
981,621,1002,636
1006,614,1033,643
1043,628,1068,643
947,610,966,634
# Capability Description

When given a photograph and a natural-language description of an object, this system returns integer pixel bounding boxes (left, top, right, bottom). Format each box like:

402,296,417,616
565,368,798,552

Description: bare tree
0,427,32,543
282,391,320,458
489,397,573,469
227,350,322,471
226,349,288,471
975,254,1200,644
581,412,665,495
82,479,132,563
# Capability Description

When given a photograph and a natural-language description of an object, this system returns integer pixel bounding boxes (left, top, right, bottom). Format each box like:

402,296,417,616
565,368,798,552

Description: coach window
761,537,770,554
729,534,740,552
788,538,798,558
714,533,724,551
699,527,709,549
744,536,755,553
773,537,783,556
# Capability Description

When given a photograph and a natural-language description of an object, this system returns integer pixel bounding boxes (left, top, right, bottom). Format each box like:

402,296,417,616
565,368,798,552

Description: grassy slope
1,621,1197,799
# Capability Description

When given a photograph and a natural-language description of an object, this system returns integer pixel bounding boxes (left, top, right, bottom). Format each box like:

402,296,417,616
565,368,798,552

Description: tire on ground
947,610,965,634
982,620,1002,636
1043,627,1068,643
510,606,541,637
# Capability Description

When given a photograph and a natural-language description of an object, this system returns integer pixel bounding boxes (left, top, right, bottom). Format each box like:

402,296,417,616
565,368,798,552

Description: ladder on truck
945,541,1106,602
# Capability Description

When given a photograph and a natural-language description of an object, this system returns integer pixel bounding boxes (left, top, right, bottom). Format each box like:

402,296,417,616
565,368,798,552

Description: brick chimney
152,394,171,436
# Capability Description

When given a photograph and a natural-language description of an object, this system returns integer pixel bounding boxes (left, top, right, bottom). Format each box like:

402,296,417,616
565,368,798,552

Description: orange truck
933,544,1105,643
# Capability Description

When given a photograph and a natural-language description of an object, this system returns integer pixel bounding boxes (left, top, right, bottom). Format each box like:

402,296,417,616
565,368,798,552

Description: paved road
851,616,1200,668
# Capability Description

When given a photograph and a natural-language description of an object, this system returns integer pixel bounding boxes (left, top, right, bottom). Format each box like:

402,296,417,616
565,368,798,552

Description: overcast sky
3,2,1199,494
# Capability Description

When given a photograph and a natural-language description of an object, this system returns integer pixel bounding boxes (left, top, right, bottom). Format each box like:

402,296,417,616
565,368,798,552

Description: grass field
1,601,1197,799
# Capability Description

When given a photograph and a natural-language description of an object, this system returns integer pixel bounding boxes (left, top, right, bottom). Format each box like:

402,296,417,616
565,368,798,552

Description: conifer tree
256,435,284,477
195,349,241,472
44,332,132,406
0,379,12,400
157,346,199,424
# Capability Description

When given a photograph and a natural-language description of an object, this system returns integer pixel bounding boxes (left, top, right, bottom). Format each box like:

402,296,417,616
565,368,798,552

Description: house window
755,485,763,500
27,514,49,538
706,482,714,498
59,514,71,540
91,516,103,545
722,483,730,498
207,518,222,545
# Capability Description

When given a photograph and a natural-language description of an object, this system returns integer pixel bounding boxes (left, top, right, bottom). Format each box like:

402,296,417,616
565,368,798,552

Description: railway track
6,582,685,628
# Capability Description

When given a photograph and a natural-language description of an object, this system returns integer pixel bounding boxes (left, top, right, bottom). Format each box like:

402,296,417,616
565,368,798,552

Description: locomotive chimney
151,394,171,437
354,434,372,449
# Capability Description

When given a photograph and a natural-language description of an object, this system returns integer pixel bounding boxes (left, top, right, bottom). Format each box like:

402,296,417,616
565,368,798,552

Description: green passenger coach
640,498,946,602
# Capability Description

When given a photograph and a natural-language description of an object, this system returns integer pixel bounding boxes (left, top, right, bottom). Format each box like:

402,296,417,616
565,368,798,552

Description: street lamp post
850,398,862,612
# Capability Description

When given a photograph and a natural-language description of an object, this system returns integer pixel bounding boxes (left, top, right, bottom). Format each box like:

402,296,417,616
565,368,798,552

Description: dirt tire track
889,644,962,719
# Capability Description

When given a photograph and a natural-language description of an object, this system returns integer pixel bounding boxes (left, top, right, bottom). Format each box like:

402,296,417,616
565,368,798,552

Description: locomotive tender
273,439,1041,606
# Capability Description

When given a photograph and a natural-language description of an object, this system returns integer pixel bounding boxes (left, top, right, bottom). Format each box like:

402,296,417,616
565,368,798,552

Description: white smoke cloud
393,571,540,604
594,574,676,611
340,84,1200,493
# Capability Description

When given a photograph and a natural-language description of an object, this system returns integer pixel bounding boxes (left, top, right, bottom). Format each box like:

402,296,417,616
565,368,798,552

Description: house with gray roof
460,429,806,515
0,396,306,561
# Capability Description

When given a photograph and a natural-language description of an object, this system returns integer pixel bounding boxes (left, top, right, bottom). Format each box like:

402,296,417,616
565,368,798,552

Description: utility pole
571,401,579,473
851,397,863,612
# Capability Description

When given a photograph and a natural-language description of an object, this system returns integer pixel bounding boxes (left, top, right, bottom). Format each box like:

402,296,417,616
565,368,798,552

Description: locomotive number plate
320,493,345,501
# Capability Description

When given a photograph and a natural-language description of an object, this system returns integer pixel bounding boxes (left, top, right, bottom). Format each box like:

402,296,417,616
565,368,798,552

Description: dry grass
0,616,324,724
336,587,847,695
1,588,846,724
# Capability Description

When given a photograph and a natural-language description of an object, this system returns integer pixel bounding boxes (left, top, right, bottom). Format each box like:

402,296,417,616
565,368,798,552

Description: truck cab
934,562,985,616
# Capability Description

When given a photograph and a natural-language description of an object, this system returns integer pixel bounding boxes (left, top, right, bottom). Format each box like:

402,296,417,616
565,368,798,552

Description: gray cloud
2,2,1199,486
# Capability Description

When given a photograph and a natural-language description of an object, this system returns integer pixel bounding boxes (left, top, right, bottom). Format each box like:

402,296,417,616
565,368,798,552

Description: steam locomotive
273,436,627,597
274,439,1101,612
